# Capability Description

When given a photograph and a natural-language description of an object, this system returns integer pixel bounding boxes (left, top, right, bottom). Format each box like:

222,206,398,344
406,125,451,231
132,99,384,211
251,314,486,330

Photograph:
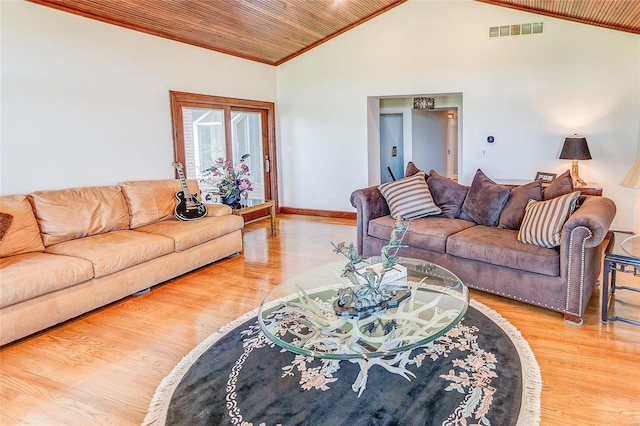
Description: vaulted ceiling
29,0,640,66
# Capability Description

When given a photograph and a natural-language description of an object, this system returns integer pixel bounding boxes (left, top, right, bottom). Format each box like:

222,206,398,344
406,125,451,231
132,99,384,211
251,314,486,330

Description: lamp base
571,160,587,187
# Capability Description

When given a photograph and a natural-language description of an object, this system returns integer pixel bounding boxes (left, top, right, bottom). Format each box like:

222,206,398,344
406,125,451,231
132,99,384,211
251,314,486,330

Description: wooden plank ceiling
29,0,639,66
478,0,640,35
28,0,407,66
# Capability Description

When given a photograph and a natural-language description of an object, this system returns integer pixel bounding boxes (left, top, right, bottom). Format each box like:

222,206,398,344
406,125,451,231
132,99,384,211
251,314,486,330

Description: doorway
411,109,455,178
371,94,461,185
380,113,404,183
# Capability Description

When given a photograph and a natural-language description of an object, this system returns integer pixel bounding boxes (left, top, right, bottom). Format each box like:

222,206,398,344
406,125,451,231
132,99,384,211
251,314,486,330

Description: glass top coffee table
258,257,469,395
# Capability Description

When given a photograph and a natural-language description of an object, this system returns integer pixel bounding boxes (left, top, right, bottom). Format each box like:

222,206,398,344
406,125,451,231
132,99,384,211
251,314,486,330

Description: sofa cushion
45,230,174,278
0,252,94,307
447,226,560,276
119,179,201,229
369,215,476,253
518,191,580,248
427,171,468,219
29,186,130,246
543,170,573,200
461,169,511,226
134,215,244,252
378,172,441,219
0,195,45,257
498,180,543,230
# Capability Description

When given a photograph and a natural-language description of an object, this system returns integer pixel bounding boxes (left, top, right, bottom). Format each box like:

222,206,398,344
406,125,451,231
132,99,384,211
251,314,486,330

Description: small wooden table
231,199,276,237
602,232,640,326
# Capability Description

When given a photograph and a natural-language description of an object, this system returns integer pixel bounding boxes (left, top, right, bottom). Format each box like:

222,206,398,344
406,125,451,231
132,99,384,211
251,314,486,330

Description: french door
169,91,277,205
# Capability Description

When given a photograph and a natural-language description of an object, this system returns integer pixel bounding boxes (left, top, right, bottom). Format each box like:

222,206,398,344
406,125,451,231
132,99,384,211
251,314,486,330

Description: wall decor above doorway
413,97,435,109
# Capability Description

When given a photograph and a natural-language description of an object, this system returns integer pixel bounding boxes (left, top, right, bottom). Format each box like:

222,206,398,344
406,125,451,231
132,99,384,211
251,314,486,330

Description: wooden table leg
270,203,276,237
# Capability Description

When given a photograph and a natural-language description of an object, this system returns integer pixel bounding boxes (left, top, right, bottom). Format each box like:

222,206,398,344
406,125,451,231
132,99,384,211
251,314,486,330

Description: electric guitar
172,162,207,221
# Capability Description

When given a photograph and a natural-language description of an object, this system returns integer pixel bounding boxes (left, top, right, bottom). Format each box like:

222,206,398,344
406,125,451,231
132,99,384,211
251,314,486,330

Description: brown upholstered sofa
350,168,616,324
0,179,244,346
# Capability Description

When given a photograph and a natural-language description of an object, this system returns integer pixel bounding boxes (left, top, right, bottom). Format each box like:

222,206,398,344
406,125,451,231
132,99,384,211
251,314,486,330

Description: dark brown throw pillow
543,170,573,200
0,212,14,242
498,180,543,229
404,161,422,178
461,169,511,226
427,170,469,219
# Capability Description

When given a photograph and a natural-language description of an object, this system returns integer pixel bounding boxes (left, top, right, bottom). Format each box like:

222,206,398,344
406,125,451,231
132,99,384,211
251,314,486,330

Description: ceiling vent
489,22,543,38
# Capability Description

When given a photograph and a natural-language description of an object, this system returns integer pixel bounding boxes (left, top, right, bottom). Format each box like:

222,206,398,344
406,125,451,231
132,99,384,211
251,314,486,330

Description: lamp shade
621,156,640,189
559,135,592,160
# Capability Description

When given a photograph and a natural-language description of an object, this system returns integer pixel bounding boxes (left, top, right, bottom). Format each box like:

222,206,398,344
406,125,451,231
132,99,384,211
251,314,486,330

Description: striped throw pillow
517,191,580,248
378,171,441,219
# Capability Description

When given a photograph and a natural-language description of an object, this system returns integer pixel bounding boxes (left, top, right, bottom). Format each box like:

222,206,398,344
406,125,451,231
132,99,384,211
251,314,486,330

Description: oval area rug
143,299,541,426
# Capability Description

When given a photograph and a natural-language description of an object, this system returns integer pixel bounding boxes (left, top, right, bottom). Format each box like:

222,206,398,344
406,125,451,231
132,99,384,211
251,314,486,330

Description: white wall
276,0,640,232
2,0,639,232
1,0,276,195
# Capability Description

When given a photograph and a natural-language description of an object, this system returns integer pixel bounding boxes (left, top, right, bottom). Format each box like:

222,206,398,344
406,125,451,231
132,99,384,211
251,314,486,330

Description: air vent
489,22,543,38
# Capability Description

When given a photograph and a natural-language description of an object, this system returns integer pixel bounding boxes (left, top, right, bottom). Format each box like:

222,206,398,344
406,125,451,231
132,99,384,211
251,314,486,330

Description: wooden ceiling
28,0,407,66
478,0,640,35
30,0,639,66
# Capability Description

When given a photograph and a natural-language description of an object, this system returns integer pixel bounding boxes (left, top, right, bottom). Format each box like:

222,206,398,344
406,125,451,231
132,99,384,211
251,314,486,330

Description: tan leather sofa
0,179,244,346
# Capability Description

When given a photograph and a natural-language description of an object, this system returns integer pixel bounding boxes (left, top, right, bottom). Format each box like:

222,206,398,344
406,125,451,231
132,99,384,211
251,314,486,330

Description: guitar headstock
172,162,183,170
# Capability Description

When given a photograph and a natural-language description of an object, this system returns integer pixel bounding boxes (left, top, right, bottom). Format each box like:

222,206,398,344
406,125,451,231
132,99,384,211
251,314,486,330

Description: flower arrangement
202,154,253,204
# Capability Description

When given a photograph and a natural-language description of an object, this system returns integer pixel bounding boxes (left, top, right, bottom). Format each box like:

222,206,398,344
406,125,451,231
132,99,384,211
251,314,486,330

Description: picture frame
534,172,557,183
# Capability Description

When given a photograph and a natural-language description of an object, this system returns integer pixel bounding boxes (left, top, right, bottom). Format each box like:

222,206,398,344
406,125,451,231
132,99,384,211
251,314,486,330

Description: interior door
380,113,404,183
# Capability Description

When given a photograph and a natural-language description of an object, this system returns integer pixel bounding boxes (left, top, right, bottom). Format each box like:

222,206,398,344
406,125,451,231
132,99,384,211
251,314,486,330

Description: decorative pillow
0,213,13,242
426,170,469,219
461,169,511,226
517,191,580,248
498,180,543,230
543,170,573,200
378,171,441,219
404,161,422,178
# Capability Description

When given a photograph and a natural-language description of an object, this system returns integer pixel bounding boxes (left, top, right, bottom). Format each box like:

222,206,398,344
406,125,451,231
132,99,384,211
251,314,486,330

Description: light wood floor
1,215,639,425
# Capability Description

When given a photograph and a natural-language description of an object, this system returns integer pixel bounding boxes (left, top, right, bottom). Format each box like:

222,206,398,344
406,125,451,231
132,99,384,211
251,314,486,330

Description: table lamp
559,134,591,187
620,155,640,258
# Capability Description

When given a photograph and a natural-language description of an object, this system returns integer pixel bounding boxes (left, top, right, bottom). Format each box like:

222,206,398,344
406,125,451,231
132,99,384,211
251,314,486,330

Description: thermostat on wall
487,136,495,144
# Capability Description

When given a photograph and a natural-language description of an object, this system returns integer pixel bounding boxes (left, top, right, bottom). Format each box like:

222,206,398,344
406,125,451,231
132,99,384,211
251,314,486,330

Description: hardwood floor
1,214,639,425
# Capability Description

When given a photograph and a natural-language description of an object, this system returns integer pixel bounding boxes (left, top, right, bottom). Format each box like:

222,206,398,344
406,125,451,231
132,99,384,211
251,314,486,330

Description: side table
231,199,276,237
601,232,640,326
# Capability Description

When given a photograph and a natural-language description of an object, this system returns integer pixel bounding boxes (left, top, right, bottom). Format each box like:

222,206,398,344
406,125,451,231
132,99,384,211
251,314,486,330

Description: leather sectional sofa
0,179,244,346
350,167,616,324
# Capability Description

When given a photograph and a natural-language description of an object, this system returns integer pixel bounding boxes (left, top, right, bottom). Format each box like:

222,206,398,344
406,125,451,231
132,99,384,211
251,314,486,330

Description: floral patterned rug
143,300,541,426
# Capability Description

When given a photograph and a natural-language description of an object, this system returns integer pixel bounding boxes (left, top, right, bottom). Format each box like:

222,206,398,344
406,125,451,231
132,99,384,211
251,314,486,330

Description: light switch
392,146,397,157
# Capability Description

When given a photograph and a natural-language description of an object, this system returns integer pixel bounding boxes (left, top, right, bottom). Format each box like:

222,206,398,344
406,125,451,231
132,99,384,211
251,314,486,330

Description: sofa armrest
350,186,390,255
204,203,232,217
559,196,616,323
563,196,616,249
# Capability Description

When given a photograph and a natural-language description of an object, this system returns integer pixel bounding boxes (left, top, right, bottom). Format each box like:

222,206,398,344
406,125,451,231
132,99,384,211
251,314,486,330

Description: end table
601,232,640,326
231,199,276,237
